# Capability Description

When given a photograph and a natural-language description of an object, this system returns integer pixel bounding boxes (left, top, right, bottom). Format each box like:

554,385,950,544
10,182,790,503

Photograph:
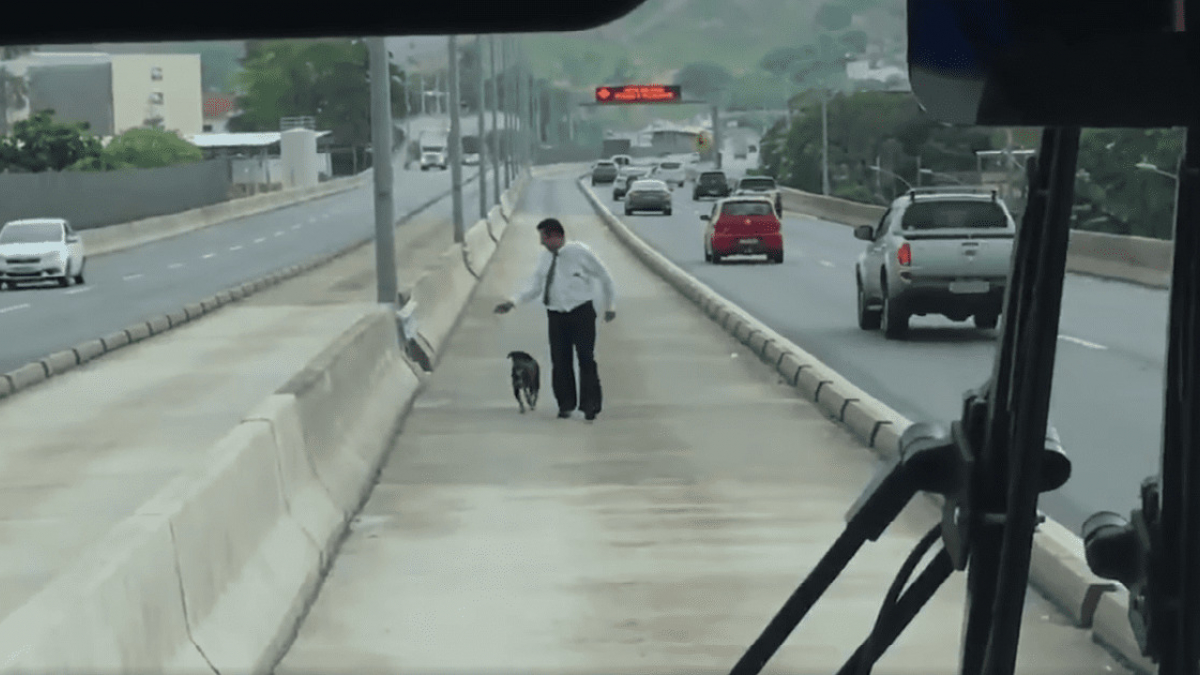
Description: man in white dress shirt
494,218,617,421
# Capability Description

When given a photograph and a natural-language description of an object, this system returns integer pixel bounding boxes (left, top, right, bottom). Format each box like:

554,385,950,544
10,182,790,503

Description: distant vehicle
701,197,782,264
854,188,1017,339
612,166,651,200
651,160,686,188
0,218,86,289
731,136,749,159
693,171,730,200
624,179,673,216
419,133,448,170
610,154,633,167
734,175,783,215
591,160,619,185
602,138,632,158
462,135,481,165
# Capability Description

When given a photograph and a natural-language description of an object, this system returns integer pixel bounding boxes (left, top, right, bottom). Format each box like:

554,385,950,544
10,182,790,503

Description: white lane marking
1058,334,1108,350
168,263,184,269
202,253,216,259
0,303,29,314
292,224,302,230
122,273,144,281
230,245,244,251
820,260,835,268
308,217,317,223
274,230,285,237
65,287,91,295
254,237,266,244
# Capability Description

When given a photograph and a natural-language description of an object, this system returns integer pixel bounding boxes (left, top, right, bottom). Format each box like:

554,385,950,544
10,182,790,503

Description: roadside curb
576,177,1155,675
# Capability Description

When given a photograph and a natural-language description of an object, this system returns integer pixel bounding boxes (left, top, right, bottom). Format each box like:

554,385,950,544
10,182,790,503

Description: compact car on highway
591,160,619,185
701,197,783,264
693,171,731,200
854,187,1017,339
651,160,686,188
612,166,651,200
0,218,87,289
624,179,673,216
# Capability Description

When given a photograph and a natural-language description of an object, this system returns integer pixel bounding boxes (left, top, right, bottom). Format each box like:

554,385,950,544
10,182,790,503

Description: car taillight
897,242,912,266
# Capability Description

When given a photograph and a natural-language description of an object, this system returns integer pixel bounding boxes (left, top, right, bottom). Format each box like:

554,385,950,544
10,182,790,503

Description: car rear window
722,202,774,217
901,201,1008,230
739,178,775,190
596,162,615,168
700,173,725,181
661,162,682,169
0,222,63,243
631,180,667,191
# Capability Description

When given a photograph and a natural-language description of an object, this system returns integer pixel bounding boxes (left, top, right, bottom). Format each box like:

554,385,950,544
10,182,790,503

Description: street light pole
368,37,397,306
477,35,487,220
821,89,830,196
490,34,500,206
448,35,464,244
502,37,512,189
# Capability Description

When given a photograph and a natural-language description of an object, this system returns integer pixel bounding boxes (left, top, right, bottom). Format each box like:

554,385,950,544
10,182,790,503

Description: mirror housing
854,225,874,241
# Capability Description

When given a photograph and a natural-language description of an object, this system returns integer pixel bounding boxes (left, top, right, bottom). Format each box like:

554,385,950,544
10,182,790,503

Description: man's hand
494,301,514,314
604,310,616,323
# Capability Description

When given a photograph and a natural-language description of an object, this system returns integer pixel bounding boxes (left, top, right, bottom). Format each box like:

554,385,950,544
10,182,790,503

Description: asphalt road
0,156,493,376
584,176,1168,537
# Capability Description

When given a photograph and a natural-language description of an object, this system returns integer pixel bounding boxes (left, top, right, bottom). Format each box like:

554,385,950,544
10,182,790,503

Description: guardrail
780,186,1173,289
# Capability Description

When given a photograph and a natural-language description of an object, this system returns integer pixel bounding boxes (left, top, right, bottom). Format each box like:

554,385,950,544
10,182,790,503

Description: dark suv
693,171,730,200
591,161,619,185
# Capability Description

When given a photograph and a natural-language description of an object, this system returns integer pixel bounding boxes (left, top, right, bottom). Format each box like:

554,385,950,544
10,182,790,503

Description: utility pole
448,35,464,244
368,37,397,306
502,37,512,189
477,35,488,220
490,35,501,205
821,89,830,196
711,105,723,169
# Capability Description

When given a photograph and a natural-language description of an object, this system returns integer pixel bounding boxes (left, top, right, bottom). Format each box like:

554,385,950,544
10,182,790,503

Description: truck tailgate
903,230,1014,280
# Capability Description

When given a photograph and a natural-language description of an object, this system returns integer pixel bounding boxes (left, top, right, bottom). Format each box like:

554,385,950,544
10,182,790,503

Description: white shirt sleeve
510,250,549,307
577,244,617,313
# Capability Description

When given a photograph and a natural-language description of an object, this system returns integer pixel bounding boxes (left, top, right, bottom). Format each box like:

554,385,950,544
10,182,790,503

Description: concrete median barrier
0,514,208,674
579,175,1148,671
465,218,498,275
410,243,479,362
136,420,320,675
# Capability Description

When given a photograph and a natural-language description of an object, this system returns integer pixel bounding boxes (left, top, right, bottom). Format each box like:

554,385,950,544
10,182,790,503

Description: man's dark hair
536,218,565,237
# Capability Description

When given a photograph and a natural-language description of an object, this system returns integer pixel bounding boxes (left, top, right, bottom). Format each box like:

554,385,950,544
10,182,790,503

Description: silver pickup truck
854,187,1016,339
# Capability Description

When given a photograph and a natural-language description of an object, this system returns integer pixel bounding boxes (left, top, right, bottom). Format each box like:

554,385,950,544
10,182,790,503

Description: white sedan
0,218,87,289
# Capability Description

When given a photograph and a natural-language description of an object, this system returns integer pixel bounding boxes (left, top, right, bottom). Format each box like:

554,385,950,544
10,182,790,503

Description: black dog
506,351,540,414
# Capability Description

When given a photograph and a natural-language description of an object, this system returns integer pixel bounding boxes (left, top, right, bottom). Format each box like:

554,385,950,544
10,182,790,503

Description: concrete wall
0,159,230,231
110,54,203,137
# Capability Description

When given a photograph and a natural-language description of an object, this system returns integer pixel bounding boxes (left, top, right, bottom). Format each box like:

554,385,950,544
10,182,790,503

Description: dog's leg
513,380,526,413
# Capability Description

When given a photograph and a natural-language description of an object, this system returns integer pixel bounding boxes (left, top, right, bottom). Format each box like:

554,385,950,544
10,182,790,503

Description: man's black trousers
547,300,602,415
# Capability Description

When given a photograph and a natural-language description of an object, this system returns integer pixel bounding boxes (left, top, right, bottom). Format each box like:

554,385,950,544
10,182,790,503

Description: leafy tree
101,128,203,169
0,110,101,173
228,39,408,152
1072,128,1183,238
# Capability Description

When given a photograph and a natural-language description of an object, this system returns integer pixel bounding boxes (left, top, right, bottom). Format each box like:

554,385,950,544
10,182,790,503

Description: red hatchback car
701,197,784,264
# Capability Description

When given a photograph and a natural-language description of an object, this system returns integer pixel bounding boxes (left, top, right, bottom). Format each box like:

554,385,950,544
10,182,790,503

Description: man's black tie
543,250,559,306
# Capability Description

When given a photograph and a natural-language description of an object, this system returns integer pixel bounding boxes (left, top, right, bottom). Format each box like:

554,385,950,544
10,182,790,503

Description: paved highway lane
0,161,489,375
594,181,1170,536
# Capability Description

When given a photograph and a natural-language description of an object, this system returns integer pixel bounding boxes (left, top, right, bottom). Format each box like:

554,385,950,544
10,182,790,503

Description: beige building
110,54,202,137
1,51,202,138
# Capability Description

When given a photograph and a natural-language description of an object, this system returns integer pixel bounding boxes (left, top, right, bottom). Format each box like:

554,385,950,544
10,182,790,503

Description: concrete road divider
578,176,1152,674
0,514,211,674
0,307,423,674
42,350,78,376
465,218,499,275
73,338,105,364
136,420,320,675
7,362,46,390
